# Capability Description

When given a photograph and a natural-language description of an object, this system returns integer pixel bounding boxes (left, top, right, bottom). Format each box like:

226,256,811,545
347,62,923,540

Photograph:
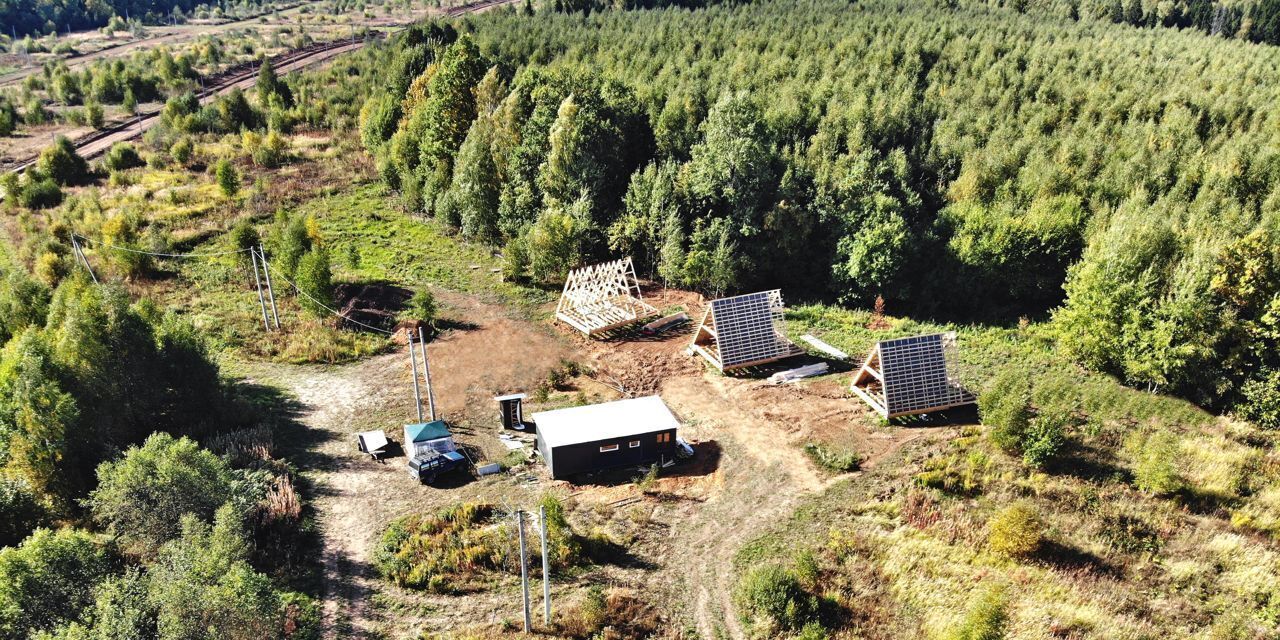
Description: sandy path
256,354,403,639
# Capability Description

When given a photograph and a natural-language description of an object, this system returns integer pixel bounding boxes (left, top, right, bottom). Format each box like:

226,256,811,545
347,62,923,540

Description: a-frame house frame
555,257,658,336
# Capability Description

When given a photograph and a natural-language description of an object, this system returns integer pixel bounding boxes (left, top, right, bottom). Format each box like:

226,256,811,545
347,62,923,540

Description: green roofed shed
403,420,457,458
404,420,451,442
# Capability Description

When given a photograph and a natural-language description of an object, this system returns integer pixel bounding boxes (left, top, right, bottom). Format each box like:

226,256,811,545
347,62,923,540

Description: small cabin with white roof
532,395,679,480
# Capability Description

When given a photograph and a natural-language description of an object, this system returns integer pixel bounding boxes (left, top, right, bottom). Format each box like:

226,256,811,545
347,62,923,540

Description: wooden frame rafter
555,257,658,336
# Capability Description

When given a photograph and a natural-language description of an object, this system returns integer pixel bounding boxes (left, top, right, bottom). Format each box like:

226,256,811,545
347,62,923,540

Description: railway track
2,0,518,175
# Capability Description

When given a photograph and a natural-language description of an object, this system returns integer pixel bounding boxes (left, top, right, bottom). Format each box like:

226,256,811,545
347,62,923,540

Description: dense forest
993,0,1280,46
349,0,1280,421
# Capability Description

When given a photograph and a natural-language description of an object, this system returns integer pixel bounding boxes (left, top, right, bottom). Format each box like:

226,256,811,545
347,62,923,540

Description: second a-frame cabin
851,332,975,419
690,290,801,371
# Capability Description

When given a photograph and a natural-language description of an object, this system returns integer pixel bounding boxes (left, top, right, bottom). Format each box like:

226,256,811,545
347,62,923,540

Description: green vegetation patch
294,183,553,311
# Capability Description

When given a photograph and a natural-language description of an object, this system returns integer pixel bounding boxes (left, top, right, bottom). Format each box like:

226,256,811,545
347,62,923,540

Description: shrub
251,130,288,168
987,503,1043,558
84,101,104,129
0,478,48,548
406,288,437,326
294,248,333,318
148,507,289,640
943,584,1009,640
215,158,240,198
102,142,144,172
502,234,529,282
36,137,89,186
169,137,194,165
88,433,238,556
19,178,63,209
1237,369,1280,430
0,103,14,136
230,220,260,256
980,368,1033,454
0,528,119,639
1126,429,1183,495
803,443,861,473
734,564,820,632
1021,409,1067,468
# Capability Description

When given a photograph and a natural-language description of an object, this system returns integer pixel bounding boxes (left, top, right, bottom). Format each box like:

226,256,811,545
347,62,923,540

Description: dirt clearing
247,283,955,639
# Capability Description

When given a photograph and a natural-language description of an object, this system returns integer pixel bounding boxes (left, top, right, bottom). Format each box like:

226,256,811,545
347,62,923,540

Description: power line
72,233,252,258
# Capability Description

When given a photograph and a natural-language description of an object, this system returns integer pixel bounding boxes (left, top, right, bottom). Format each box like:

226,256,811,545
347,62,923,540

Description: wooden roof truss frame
851,331,976,419
691,289,802,371
555,257,658,336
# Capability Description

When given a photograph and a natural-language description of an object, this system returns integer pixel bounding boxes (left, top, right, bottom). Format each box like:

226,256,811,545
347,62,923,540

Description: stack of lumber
768,362,829,384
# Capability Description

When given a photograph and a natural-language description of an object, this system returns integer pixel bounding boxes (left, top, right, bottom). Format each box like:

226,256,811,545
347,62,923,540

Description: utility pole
250,246,270,331
69,235,98,284
407,329,424,423
417,327,436,421
258,245,279,329
540,505,551,624
516,510,531,633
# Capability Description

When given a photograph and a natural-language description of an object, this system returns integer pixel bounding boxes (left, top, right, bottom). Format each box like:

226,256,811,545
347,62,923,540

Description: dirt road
244,293,568,639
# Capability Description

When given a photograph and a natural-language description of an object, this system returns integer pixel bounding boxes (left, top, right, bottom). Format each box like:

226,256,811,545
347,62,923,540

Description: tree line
0,0,274,38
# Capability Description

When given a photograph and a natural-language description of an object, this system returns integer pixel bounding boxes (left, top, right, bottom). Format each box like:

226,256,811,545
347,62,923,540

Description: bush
987,503,1043,558
215,158,240,198
169,137,194,165
148,507,289,640
734,564,820,632
1021,410,1067,468
88,433,238,556
36,137,89,186
251,130,288,168
19,178,63,209
502,234,529,282
1126,429,1183,495
803,443,861,472
84,101,104,129
0,478,48,548
943,584,1009,640
0,528,119,639
406,288,436,326
294,248,333,318
980,368,1033,454
1237,369,1280,430
102,142,144,172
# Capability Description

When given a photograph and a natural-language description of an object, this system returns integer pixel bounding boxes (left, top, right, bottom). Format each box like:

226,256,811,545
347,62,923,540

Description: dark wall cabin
532,395,680,480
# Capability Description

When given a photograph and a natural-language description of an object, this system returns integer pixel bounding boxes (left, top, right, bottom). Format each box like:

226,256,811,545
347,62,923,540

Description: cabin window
657,433,671,443
600,444,619,453
629,440,640,448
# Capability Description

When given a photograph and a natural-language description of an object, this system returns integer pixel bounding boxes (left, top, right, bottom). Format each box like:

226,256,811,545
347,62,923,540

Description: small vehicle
407,450,466,484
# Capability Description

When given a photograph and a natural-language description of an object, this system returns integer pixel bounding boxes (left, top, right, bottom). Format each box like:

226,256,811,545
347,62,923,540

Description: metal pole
517,510,531,633
258,245,279,329
418,327,436,421
407,330,424,423
540,505,551,624
250,247,270,331
69,235,98,284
